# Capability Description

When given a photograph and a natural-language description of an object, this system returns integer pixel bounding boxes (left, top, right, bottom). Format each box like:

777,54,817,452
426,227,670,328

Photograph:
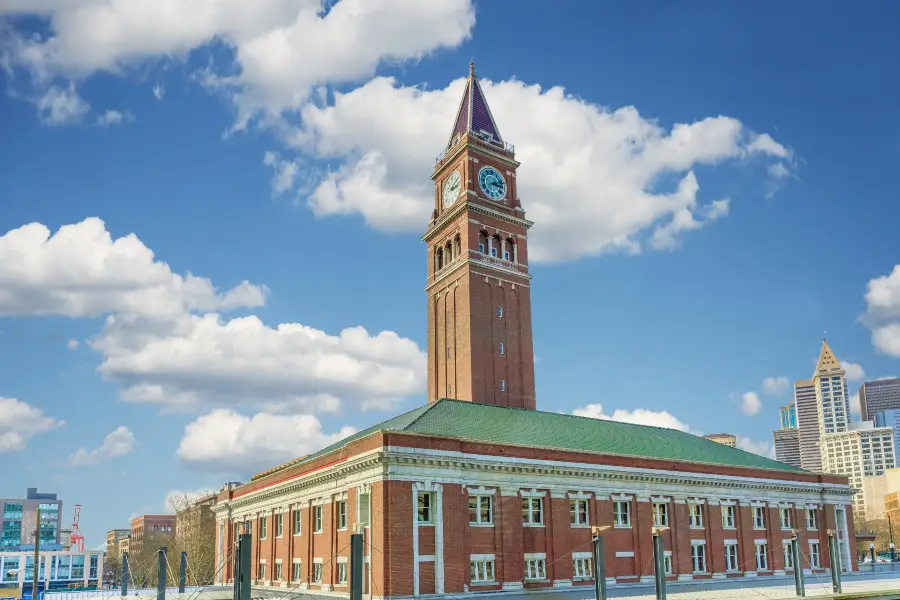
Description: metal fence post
350,533,363,600
791,536,805,597
179,551,187,593
238,534,251,600
653,531,666,600
828,532,842,594
591,532,607,600
157,547,168,600
121,552,129,597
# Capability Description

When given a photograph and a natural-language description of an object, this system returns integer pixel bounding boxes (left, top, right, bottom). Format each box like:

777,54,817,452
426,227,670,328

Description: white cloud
761,376,790,396
0,397,64,452
740,391,762,416
66,338,79,350
736,436,775,459
90,312,426,412
69,425,135,466
263,151,301,196
0,218,267,318
573,403,692,432
289,76,790,262
35,83,89,125
842,361,866,382
95,109,132,126
862,266,900,357
152,83,165,100
177,408,356,474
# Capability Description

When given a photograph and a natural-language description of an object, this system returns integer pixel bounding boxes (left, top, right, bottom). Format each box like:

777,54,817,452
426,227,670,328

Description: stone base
502,582,524,591
321,584,334,592
605,578,616,587
639,576,654,584
677,574,693,581
711,573,726,579
743,571,758,578
552,580,572,588
773,570,786,576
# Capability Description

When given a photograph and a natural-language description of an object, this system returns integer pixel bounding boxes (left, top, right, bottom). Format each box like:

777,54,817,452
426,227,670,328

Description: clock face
478,166,507,201
442,171,462,207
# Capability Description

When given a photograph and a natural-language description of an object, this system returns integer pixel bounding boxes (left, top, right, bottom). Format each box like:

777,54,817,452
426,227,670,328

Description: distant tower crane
71,504,84,552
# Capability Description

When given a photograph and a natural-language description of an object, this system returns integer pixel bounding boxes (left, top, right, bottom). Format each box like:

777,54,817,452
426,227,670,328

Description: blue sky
2,0,900,547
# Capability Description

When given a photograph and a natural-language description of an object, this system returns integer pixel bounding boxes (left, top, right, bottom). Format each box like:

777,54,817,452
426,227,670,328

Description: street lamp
870,542,876,566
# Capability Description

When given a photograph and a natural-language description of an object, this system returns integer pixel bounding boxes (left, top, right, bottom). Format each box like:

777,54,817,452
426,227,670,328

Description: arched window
446,240,454,262
505,238,515,262
490,235,502,258
478,231,488,254
454,235,462,259
435,247,443,271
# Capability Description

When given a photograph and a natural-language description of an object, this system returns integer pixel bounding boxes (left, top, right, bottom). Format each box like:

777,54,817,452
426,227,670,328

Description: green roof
254,399,804,481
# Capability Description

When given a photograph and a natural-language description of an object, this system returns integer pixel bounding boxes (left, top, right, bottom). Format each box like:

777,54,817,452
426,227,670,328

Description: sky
1,0,900,548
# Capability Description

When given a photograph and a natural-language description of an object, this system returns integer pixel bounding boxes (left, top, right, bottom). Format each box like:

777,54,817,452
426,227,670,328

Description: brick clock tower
424,63,536,410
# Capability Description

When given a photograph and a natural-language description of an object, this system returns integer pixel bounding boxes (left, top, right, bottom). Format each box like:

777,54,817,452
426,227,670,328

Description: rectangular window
753,506,766,529
613,501,631,527
503,250,510,260
470,559,495,583
447,311,451,325
806,508,818,529
313,563,323,584
260,517,268,540
664,554,673,575
498,306,503,318
722,505,736,528
691,543,707,573
756,543,769,570
689,503,703,528
314,506,323,533
780,508,792,530
469,495,493,524
522,497,543,525
491,247,497,257
275,514,283,538
258,562,266,580
725,544,738,572
570,499,589,526
337,562,347,585
292,561,302,581
417,492,433,523
246,520,252,536
653,502,668,527
500,379,506,392
293,509,302,535
337,500,347,530
274,561,282,581
524,558,546,581
809,542,820,568
478,243,484,253
572,557,592,579
499,342,505,355
783,543,794,569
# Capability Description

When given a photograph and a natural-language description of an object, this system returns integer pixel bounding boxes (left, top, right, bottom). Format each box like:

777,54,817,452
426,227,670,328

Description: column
738,501,756,577
550,492,572,587
512,242,518,264
499,489,524,590
635,496,654,583
672,498,692,581
767,503,784,575
706,500,726,578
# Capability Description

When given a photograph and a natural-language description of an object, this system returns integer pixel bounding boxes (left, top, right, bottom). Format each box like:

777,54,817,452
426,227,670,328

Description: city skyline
2,1,900,547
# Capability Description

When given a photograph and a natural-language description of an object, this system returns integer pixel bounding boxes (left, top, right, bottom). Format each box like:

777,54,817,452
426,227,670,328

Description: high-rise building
0,488,63,550
425,61,536,409
105,529,130,559
773,428,802,468
780,403,797,429
130,515,175,555
701,433,736,447
860,378,900,421
874,408,900,461
815,340,896,516
795,379,822,471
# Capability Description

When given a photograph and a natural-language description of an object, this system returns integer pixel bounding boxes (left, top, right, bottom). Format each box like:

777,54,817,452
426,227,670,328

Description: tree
168,492,217,586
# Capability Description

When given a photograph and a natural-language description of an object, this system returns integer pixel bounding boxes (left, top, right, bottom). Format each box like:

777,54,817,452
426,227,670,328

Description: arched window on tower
454,234,462,259
435,247,443,272
505,238,515,262
478,231,488,254
490,235,502,258
446,239,454,262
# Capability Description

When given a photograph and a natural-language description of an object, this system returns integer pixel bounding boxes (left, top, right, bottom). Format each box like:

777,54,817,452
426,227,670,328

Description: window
313,562,323,584
246,520,253,536
417,492,433,523
809,542,820,568
260,517,268,539
570,499,589,526
337,501,347,530
522,497,543,525
313,506,323,533
469,496,492,524
446,345,451,359
753,506,766,529
755,543,768,570
725,544,738,572
780,508,792,530
498,306,503,318
504,250,510,260
689,503,703,528
525,558,546,580
337,562,348,585
491,247,497,257
479,243,485,253
274,561,282,581
653,502,668,527
806,508,818,529
664,554,673,575
691,543,707,573
292,561,302,581
358,491,371,527
722,505,736,529
470,558,495,583
500,379,506,392
276,514,283,538
293,509,302,535
499,342,505,355
258,562,266,580
783,543,794,569
572,557,592,579
613,501,631,527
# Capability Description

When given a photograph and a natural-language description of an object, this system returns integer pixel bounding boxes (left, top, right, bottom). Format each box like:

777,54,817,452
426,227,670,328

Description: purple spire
447,62,503,148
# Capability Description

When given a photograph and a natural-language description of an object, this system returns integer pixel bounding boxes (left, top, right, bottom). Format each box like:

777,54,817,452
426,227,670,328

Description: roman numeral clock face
442,170,462,207
478,166,507,201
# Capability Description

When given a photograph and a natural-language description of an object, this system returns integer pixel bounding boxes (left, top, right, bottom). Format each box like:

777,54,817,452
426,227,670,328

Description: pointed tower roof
447,61,503,149
814,338,843,376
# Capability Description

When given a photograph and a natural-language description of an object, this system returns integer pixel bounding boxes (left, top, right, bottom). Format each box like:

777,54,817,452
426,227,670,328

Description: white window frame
753,506,766,530
498,306,503,318
522,497,543,526
688,503,703,528
312,559,323,584
293,509,302,536
722,505,736,529
469,495,493,525
572,553,593,580
783,542,794,570
500,379,506,392
653,502,669,527
470,555,495,583
499,342,505,356
259,516,268,540
755,541,769,571
524,555,547,581
337,500,348,531
291,559,301,581
806,508,818,530
780,507,792,530
663,552,673,575
691,541,707,574
258,560,266,580
809,541,821,568
613,500,631,527
336,560,348,585
274,559,283,581
313,506,323,533
417,492,433,524
570,499,589,527
724,542,739,572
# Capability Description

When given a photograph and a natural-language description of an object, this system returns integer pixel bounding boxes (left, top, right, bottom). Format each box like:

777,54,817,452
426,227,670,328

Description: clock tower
423,62,536,410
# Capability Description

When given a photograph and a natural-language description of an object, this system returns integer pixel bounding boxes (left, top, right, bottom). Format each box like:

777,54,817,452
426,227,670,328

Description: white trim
520,488,545,498
691,540,706,546
524,552,547,560
466,486,495,495
313,558,323,564
567,491,592,500
470,554,496,561
754,539,768,545
572,552,592,559
417,555,435,562
687,498,706,505
611,493,634,502
651,495,672,503
336,557,347,564
615,552,634,558
724,539,738,545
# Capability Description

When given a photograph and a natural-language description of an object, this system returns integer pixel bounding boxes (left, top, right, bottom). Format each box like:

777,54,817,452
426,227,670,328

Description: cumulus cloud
0,218,267,318
177,409,356,474
573,403,693,432
288,76,791,261
862,266,900,357
69,425,135,466
66,339,79,350
95,109,132,127
740,391,762,416
0,397,64,452
736,436,775,459
35,83,89,125
762,376,790,396
152,83,165,100
842,361,866,382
